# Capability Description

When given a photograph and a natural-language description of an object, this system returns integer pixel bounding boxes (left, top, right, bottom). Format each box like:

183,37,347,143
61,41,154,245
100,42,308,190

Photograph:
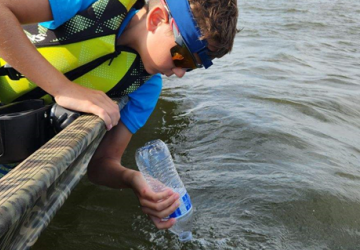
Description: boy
0,0,238,229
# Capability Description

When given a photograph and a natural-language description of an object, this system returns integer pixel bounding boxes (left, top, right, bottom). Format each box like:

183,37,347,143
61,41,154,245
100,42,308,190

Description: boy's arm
87,122,179,229
0,0,119,130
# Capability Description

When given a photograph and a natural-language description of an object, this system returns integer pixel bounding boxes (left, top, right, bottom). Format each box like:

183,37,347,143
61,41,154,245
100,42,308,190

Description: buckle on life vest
0,100,54,164
0,64,24,80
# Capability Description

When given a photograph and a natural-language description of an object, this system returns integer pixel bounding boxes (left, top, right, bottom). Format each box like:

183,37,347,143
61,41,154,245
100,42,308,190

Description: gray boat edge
0,112,106,249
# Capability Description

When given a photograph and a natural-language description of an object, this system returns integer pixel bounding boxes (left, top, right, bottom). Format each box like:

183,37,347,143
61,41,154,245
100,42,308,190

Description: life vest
0,0,151,104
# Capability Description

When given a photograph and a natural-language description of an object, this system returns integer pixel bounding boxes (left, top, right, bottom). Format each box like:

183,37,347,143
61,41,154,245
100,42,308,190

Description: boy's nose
172,67,186,78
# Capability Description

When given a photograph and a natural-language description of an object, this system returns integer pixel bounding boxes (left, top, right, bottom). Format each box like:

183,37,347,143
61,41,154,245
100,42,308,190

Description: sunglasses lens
170,44,197,70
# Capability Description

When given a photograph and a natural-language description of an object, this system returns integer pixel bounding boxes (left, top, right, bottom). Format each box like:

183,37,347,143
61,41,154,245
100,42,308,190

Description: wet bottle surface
135,139,193,242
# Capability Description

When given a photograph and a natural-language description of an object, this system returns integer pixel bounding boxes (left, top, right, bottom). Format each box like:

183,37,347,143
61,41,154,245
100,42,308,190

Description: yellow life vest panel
0,0,151,104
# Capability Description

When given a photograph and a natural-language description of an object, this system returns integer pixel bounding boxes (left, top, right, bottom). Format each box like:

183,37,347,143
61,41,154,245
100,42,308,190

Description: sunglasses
161,0,203,71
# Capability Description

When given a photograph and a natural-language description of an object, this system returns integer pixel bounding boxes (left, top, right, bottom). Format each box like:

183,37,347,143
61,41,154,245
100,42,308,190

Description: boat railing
0,113,106,250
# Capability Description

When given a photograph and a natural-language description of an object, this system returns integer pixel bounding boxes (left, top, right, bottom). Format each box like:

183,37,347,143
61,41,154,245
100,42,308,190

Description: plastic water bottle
135,139,193,242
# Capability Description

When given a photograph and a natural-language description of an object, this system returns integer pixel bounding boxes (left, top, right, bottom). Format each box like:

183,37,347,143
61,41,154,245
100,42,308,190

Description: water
34,0,360,249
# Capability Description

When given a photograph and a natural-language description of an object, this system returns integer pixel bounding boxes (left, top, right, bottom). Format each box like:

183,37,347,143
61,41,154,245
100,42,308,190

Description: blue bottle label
167,192,192,219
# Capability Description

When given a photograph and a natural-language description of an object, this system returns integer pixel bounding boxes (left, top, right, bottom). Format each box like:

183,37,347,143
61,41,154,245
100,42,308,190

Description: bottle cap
178,231,192,242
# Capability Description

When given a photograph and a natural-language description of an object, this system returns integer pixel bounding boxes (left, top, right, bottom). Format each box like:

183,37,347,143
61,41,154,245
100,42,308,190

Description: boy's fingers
88,104,113,130
97,94,120,128
140,193,179,211
141,188,174,202
101,95,120,122
141,198,180,219
149,216,176,230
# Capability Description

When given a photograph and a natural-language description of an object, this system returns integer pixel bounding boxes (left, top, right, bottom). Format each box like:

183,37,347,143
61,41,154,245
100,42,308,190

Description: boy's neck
117,7,147,54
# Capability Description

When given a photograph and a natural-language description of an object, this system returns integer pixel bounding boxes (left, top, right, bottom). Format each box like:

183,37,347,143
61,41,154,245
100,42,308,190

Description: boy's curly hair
189,0,238,59
146,0,238,59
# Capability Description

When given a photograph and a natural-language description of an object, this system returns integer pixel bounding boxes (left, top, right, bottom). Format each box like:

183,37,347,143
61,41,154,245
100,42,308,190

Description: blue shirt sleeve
120,74,162,134
41,0,96,29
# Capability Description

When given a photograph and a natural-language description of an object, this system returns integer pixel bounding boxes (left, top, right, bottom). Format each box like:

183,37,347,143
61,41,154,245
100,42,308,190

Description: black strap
0,64,24,80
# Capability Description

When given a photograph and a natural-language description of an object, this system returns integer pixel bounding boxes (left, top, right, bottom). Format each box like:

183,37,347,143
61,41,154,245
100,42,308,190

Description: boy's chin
143,64,157,75
146,68,161,76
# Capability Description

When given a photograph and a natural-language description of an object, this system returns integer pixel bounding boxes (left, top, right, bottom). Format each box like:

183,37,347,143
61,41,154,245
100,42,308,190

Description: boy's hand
54,82,120,130
131,172,180,229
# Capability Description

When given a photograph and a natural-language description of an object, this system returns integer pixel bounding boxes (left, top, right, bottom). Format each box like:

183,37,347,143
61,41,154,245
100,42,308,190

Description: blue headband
166,0,213,69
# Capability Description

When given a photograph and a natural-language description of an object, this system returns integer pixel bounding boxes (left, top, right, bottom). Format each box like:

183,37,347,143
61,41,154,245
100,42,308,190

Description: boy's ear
146,5,169,32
